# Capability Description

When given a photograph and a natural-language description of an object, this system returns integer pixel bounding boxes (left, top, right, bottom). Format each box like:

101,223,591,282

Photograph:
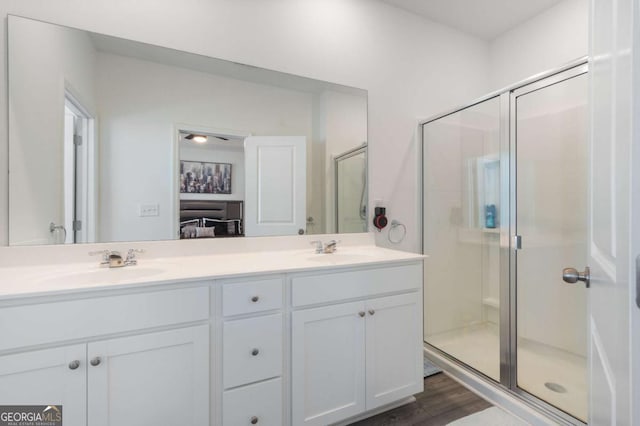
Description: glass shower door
422,97,502,381
514,68,588,421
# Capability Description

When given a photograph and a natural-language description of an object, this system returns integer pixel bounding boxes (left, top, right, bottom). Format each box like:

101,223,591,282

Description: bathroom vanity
0,238,424,426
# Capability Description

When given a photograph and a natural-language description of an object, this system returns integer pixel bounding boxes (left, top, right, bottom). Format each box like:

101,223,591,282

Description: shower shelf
457,228,501,245
482,297,499,309
483,228,499,234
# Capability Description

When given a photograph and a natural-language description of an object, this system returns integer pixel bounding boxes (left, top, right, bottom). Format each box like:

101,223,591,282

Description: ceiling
380,0,563,40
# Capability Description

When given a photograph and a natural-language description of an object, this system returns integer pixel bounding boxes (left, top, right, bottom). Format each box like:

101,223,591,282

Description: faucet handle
89,250,110,260
310,240,323,253
125,248,144,265
89,249,111,266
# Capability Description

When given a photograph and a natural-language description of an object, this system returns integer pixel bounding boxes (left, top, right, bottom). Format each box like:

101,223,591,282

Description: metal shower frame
419,57,589,426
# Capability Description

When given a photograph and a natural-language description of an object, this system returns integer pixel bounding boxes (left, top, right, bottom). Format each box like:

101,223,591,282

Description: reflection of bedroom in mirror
7,15,368,245
178,129,244,240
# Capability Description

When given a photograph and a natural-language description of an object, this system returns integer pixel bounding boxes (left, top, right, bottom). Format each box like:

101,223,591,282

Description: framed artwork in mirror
180,161,232,194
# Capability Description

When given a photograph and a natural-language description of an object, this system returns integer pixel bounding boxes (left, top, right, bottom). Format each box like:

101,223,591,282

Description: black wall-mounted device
373,207,388,231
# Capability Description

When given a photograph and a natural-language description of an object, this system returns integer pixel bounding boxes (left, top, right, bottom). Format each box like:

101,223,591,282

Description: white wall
488,0,588,90
0,0,491,251
8,16,96,245
96,52,314,242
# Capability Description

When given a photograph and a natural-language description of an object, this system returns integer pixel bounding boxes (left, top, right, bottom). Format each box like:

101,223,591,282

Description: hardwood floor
349,373,492,426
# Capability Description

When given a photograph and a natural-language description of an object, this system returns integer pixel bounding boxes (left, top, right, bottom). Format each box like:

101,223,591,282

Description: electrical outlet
139,203,159,217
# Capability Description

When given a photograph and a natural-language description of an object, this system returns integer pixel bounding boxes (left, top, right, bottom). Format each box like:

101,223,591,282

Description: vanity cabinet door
291,301,366,426
0,344,86,426
365,292,423,409
87,325,209,426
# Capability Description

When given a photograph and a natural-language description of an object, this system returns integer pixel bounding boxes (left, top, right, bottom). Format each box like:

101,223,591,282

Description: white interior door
244,136,306,236
588,0,636,424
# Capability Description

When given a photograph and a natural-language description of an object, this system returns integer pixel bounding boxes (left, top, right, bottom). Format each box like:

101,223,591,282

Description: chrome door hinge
636,255,640,308
514,235,522,250
73,220,82,231
73,134,82,146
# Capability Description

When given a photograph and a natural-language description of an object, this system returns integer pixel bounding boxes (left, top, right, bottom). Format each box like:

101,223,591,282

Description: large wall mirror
8,15,368,245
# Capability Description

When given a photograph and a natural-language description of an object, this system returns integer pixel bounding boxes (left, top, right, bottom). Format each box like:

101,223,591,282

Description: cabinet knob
251,348,260,356
368,309,375,315
68,360,80,370
358,311,365,317
250,416,259,424
90,357,102,366
251,296,259,303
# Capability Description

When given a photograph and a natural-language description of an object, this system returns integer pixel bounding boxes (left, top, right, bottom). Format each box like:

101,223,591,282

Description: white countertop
0,245,424,300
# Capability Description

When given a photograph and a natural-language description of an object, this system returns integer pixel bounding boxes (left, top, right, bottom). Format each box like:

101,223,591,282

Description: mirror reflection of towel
181,226,215,239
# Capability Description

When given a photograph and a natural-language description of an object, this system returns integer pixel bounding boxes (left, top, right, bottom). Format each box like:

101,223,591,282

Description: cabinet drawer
0,287,209,351
291,262,422,307
222,278,283,317
223,313,282,389
223,378,282,426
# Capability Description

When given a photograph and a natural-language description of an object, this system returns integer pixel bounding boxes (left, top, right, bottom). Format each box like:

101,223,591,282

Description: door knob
90,357,102,366
68,360,80,370
562,266,590,288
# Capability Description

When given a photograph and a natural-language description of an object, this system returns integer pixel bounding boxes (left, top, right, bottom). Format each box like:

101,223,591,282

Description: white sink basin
36,267,165,286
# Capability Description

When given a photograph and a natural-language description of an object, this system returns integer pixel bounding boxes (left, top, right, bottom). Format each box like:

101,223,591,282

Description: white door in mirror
244,136,307,236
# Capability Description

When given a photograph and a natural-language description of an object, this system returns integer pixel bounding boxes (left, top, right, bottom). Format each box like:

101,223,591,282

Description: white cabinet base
292,290,423,426
87,325,209,426
331,396,417,426
223,378,283,426
366,293,423,408
0,344,86,426
292,301,367,426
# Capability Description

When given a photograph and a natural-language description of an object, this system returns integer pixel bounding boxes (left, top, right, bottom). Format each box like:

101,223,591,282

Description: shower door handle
562,266,590,288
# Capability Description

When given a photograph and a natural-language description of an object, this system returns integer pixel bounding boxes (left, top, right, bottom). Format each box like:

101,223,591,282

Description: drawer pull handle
369,309,375,315
358,311,365,317
251,348,260,356
250,416,259,424
68,360,80,370
251,296,259,303
90,357,102,366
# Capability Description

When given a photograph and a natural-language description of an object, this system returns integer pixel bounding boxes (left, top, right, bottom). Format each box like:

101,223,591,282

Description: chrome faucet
310,239,340,254
89,250,124,268
89,248,144,268
324,240,339,253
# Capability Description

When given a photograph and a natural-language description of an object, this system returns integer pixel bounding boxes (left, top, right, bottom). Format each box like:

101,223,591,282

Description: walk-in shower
421,60,588,424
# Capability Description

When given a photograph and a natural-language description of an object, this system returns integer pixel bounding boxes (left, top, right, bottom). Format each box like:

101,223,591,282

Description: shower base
427,322,586,421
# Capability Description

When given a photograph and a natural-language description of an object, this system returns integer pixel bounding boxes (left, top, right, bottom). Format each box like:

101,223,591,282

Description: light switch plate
139,203,159,217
